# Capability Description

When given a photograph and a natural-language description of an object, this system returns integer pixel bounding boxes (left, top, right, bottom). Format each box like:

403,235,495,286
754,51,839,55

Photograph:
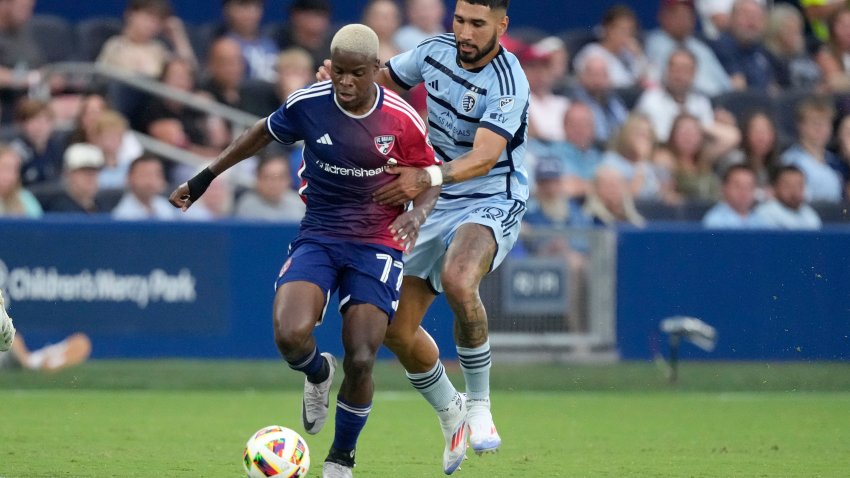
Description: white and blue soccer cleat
439,392,468,474
467,397,501,455
302,352,336,435
0,289,15,352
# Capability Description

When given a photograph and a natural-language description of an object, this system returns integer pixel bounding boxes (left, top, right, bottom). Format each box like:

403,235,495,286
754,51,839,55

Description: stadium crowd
0,0,847,231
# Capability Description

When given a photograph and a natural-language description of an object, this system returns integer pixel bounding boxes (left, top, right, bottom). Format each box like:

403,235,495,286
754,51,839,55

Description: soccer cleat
467,397,501,455
302,352,336,435
0,289,15,352
323,447,355,478
438,392,468,474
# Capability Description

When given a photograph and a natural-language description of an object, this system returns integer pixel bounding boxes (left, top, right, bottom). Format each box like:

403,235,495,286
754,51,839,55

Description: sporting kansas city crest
462,91,477,112
374,135,396,155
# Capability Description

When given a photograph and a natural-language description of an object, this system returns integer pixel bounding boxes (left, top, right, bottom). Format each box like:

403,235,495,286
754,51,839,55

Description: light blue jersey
387,33,531,209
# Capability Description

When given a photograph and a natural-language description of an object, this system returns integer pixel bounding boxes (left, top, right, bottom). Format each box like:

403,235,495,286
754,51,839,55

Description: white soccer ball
243,425,310,478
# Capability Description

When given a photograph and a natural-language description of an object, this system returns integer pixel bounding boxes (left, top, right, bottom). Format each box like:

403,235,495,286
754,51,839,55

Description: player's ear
498,15,509,37
372,57,380,72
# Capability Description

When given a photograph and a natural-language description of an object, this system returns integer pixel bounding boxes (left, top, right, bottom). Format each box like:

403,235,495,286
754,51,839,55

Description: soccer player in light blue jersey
172,24,440,478
321,0,529,473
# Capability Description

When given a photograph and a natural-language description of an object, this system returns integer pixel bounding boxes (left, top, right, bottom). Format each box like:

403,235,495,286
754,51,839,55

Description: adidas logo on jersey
316,134,333,145
428,80,439,90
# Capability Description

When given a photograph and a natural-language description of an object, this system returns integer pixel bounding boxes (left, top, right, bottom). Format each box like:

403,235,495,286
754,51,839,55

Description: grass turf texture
1,361,849,477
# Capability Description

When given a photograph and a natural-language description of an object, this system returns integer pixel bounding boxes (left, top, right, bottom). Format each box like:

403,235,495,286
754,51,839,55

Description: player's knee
383,325,412,354
441,269,478,303
344,348,376,381
273,317,313,353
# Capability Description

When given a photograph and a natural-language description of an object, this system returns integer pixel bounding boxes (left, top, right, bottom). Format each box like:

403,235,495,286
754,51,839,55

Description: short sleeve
386,46,425,91
480,76,530,142
265,103,301,144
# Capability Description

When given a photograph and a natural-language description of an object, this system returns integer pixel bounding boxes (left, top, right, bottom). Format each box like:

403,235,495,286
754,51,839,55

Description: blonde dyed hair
330,24,379,59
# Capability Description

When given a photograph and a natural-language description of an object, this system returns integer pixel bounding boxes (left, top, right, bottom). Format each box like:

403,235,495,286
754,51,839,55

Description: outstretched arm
373,128,507,206
169,119,273,210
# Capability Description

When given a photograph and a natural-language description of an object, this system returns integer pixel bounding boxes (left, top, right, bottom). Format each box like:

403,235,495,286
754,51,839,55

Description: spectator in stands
721,110,781,198
0,145,40,217
702,164,766,228
645,0,732,96
0,0,45,124
635,48,715,142
601,113,670,202
239,47,313,116
573,4,654,89
710,0,777,92
571,53,629,143
583,165,646,227
181,170,234,220
68,93,144,175
815,8,850,92
97,0,197,78
272,0,332,70
90,111,139,190
654,113,740,202
394,0,446,52
831,114,850,198
522,40,570,142
43,143,109,214
781,95,844,202
765,4,823,92
799,0,847,43
218,0,278,83
11,99,66,187
112,154,177,220
363,0,403,63
0,331,91,372
200,37,247,109
753,164,822,229
234,154,305,222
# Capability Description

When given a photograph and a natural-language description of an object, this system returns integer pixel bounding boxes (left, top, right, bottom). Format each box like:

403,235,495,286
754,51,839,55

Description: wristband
424,165,443,186
187,167,217,201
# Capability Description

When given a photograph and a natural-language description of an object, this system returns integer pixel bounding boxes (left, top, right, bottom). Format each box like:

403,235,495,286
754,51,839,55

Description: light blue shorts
404,197,526,294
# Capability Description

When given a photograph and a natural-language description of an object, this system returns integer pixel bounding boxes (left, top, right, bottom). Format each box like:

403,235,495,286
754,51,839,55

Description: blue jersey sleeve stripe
438,191,504,200
386,63,414,90
427,119,474,147
493,54,515,96
286,82,332,107
286,89,332,108
424,56,488,95
432,143,452,163
427,93,480,123
419,36,456,49
265,115,290,144
480,121,512,141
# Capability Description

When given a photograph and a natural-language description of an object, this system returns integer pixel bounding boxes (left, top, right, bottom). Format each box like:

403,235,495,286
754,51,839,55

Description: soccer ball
243,425,310,478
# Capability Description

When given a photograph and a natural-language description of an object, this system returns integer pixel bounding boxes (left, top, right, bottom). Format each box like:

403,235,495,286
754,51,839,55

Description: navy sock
286,348,329,384
331,396,371,453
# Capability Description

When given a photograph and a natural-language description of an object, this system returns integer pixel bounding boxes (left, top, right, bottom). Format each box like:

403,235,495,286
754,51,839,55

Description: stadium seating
29,15,76,64
74,17,123,62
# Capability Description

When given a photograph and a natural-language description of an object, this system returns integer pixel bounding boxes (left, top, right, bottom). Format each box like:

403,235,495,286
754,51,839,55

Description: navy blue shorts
275,236,404,321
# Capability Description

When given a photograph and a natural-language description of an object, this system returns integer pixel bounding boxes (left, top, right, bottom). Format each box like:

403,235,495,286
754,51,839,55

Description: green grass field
2,360,850,477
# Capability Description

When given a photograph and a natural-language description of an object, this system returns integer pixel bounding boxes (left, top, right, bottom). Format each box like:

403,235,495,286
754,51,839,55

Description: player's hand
389,208,426,252
316,59,332,82
168,182,194,211
374,165,430,206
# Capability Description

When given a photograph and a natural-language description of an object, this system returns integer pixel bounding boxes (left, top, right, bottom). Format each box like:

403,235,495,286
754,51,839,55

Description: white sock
406,361,458,412
457,341,491,402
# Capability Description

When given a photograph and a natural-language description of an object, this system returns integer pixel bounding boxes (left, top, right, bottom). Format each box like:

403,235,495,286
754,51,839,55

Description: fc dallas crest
374,135,396,155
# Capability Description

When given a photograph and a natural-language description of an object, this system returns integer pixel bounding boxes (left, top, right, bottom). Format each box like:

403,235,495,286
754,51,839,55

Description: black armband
187,167,217,201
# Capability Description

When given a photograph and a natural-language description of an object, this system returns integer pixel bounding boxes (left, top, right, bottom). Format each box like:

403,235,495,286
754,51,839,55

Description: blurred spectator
721,110,781,197
200,37,247,108
0,145,40,217
182,170,234,220
601,113,669,201
43,143,109,213
112,154,178,220
234,154,305,221
697,0,734,40
583,165,646,227
753,164,822,229
0,0,45,124
67,93,144,174
710,0,777,92
831,113,850,198
96,0,197,78
764,4,823,91
272,0,332,70
394,0,446,52
0,332,91,372
573,4,654,89
522,40,570,142
654,113,740,202
10,99,66,187
635,48,714,142
363,0,403,63
799,0,847,42
240,46,313,116
814,8,850,92
90,111,139,190
702,164,766,228
645,0,732,96
571,53,628,143
780,95,844,202
218,0,278,83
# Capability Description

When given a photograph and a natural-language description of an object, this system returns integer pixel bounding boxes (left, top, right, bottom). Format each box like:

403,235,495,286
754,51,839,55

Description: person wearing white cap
44,143,109,213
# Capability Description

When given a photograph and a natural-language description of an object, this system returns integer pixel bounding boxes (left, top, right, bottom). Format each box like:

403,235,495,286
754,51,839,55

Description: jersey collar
333,83,383,119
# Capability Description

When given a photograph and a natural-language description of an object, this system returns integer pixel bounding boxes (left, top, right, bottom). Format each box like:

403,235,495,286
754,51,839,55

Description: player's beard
456,33,498,65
